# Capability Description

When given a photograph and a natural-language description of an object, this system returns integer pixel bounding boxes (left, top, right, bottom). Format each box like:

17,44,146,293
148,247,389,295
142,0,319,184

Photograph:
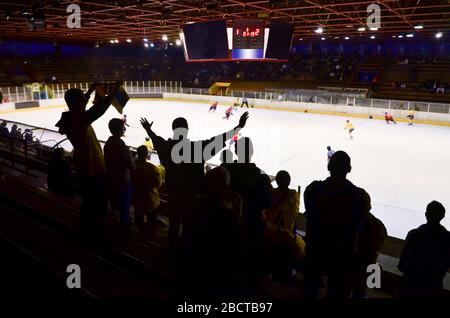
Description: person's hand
89,82,99,91
110,80,123,95
140,118,153,132
238,111,249,128
95,84,107,97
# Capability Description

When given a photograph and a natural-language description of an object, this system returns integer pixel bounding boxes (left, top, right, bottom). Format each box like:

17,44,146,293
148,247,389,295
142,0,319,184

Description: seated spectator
47,147,74,197
0,121,9,138
391,81,397,89
264,170,299,234
397,201,450,298
131,145,161,224
264,170,305,281
304,151,370,298
104,118,135,225
351,192,387,298
143,137,153,156
180,167,244,296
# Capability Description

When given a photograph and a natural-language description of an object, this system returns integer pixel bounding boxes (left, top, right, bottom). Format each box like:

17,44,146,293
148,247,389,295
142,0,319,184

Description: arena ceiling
0,0,449,43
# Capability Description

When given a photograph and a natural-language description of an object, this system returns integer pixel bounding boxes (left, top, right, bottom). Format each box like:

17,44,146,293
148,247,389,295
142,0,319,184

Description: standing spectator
132,145,162,224
56,83,120,233
10,124,19,139
351,192,387,298
227,137,273,241
0,90,3,104
104,118,134,226
47,148,74,197
0,121,9,138
304,151,370,298
397,201,450,298
24,129,34,144
140,112,249,246
220,149,234,168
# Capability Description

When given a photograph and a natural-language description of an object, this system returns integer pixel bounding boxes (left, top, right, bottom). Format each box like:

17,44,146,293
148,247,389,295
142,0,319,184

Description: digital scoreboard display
181,19,293,62
232,19,265,59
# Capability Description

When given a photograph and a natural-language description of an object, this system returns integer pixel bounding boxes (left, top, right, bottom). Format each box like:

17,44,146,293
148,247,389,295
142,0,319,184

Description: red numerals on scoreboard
235,28,260,37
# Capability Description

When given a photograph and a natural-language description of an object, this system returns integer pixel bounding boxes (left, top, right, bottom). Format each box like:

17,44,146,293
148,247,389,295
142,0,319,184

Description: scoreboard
181,19,293,61
232,19,265,59
233,19,265,49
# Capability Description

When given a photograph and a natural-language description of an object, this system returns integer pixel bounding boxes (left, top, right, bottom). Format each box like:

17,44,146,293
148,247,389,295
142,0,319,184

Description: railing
1,80,450,114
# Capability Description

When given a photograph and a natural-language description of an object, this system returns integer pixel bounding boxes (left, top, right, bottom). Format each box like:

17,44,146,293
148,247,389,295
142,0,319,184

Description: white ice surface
1,99,449,240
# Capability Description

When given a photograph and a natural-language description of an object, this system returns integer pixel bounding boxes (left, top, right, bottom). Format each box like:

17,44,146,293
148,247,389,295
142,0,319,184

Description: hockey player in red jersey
223,106,233,120
384,112,397,124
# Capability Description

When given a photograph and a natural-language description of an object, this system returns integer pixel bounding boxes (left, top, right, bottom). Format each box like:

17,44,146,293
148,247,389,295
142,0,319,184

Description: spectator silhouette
24,129,34,145
0,121,9,139
351,192,387,298
180,166,244,296
0,90,2,104
10,124,18,139
219,149,234,171
132,145,162,224
104,118,134,226
227,137,273,241
397,201,450,298
264,170,305,282
56,83,119,233
47,147,74,197
140,112,249,246
304,151,370,298
264,170,299,234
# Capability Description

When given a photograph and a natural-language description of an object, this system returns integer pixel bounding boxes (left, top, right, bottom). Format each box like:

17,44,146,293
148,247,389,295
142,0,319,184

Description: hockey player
407,109,415,126
209,101,218,112
232,99,240,111
344,120,355,139
384,112,397,124
223,106,234,120
327,146,335,162
121,114,130,127
241,96,249,108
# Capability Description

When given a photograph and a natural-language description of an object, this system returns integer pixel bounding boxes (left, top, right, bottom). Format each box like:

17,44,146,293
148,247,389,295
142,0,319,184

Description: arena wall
164,93,450,125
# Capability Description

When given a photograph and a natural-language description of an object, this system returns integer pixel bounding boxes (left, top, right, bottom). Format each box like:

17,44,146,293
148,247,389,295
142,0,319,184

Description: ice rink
2,99,450,240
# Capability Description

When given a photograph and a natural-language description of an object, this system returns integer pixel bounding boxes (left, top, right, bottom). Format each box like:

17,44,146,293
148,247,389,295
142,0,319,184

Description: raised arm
213,111,249,142
202,112,249,160
85,82,122,125
85,95,113,125
140,118,166,149
84,82,97,101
